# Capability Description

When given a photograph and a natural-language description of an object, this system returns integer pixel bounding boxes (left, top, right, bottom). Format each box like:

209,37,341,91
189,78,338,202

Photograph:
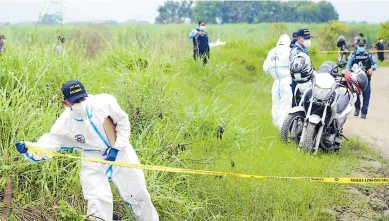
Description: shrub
318,20,348,50
380,20,389,42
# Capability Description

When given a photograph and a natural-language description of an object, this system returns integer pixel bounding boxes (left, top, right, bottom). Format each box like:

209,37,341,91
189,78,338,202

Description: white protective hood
263,34,291,79
277,34,291,47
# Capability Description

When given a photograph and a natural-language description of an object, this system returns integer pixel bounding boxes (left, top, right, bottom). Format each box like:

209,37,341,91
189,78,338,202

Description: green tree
297,2,321,22
380,20,389,42
191,1,223,24
222,1,257,23
318,20,349,50
317,1,339,22
186,0,339,24
155,0,193,24
39,13,62,25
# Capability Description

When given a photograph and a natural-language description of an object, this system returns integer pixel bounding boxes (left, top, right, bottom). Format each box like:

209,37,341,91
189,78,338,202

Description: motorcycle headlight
313,86,332,100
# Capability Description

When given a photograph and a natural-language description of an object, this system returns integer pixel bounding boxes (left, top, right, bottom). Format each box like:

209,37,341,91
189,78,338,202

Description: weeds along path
343,67,389,159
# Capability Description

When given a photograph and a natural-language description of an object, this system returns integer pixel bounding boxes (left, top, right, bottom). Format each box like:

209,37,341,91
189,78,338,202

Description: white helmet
290,52,314,83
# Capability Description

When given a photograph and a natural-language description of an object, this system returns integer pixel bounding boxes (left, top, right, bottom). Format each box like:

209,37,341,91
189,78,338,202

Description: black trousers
193,49,210,64
377,52,384,61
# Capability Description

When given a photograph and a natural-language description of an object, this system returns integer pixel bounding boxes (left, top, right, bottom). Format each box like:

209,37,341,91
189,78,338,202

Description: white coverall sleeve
24,113,76,162
105,94,131,151
263,50,272,73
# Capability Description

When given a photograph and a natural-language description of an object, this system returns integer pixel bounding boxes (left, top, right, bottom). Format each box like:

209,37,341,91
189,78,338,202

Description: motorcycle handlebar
334,73,344,77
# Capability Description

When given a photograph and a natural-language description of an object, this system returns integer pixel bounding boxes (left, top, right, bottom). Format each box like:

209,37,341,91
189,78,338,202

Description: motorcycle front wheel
300,122,317,152
280,112,305,144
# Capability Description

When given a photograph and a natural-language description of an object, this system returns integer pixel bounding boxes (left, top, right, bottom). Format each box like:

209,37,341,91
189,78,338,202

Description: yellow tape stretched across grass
319,50,389,54
27,146,389,184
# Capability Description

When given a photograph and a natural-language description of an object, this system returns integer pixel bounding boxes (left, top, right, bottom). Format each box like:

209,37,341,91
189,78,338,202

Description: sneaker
361,114,366,119
354,109,360,116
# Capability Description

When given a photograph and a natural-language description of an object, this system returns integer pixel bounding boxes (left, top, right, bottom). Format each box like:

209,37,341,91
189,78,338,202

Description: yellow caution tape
26,146,389,184
318,50,389,54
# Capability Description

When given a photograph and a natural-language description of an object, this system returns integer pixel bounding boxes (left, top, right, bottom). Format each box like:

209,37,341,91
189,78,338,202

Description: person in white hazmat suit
15,80,159,221
56,36,65,54
263,34,292,129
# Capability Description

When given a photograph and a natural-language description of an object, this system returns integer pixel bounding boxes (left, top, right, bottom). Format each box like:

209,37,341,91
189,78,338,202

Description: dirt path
334,67,389,221
344,67,389,159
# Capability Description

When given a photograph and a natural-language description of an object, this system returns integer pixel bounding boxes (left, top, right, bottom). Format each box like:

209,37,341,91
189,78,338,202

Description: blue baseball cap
297,28,313,40
293,32,298,38
357,38,367,46
61,80,88,103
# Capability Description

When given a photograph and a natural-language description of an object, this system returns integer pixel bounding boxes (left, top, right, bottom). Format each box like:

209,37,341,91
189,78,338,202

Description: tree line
155,1,339,24
24,14,150,25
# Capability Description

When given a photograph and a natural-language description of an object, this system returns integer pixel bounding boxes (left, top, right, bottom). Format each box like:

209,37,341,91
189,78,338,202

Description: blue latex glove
105,148,119,161
16,141,27,154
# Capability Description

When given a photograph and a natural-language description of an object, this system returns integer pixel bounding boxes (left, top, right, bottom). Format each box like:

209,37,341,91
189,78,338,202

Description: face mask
70,100,89,119
303,39,311,48
199,26,206,31
380,40,384,43
2,39,6,45
357,46,365,53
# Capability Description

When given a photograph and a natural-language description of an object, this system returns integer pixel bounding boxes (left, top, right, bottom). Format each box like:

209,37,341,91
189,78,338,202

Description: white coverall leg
271,80,281,127
276,78,293,128
81,149,158,221
80,158,113,220
111,148,158,221
269,73,292,129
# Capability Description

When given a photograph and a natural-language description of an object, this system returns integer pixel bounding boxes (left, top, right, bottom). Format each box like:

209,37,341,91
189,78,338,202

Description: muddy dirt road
337,67,389,221
344,67,389,158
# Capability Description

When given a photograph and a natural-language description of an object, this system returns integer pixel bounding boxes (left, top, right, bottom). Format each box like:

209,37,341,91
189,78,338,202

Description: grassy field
0,23,386,220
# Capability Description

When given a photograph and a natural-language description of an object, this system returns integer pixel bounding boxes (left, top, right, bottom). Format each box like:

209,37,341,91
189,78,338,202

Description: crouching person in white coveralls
15,80,159,221
263,34,293,129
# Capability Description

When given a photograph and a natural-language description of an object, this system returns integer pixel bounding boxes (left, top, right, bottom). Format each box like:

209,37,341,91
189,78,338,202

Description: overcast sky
0,0,388,24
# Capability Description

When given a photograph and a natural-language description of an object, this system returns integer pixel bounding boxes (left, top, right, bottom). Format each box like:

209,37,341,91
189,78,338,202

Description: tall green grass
0,24,382,220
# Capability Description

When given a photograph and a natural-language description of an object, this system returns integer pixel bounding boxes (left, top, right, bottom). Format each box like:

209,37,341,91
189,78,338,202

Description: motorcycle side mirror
337,61,346,68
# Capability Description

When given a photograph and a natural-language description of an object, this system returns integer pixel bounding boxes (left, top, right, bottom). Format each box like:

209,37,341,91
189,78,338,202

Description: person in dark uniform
289,28,313,107
290,32,298,48
375,37,385,62
189,21,210,64
345,38,378,119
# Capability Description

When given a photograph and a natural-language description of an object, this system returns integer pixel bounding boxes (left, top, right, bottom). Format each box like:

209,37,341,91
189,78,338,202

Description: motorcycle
281,61,349,146
298,61,362,154
280,61,339,145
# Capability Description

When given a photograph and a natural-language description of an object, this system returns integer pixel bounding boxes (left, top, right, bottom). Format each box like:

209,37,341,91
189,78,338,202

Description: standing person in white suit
263,34,292,129
15,80,159,221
